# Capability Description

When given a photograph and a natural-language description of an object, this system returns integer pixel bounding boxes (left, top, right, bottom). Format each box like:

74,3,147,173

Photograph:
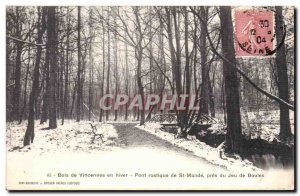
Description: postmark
234,8,285,57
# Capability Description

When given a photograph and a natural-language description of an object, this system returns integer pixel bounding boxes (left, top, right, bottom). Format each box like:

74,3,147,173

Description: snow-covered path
113,123,227,171
7,122,293,190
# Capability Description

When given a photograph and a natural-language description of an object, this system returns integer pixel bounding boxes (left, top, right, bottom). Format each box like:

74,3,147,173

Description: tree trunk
105,19,111,121
124,35,129,121
114,26,119,121
12,42,22,121
11,7,23,121
99,9,106,122
62,7,70,125
192,11,198,96
24,7,46,146
88,8,94,121
76,6,82,122
40,45,50,124
134,8,145,125
208,77,215,117
275,6,292,139
70,80,77,118
159,19,166,94
220,6,242,154
48,6,58,129
148,15,154,120
136,54,145,125
183,7,190,127
165,8,182,129
19,38,31,124
199,7,209,115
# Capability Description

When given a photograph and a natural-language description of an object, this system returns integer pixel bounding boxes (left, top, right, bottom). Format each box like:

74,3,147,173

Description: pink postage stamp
235,9,274,57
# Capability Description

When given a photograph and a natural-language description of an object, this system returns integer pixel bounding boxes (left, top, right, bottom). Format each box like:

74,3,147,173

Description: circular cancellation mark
234,7,286,57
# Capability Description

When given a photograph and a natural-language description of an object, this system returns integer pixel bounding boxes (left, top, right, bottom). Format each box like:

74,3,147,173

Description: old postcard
6,6,295,190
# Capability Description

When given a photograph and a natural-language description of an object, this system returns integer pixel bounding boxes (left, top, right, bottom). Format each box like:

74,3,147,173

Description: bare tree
62,7,71,125
199,7,209,115
76,6,82,122
88,8,94,121
275,6,292,140
11,7,24,121
48,6,58,129
99,8,106,122
24,7,46,145
219,6,242,153
105,9,111,121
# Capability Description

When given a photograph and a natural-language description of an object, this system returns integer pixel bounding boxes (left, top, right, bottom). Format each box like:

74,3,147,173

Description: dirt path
112,123,227,171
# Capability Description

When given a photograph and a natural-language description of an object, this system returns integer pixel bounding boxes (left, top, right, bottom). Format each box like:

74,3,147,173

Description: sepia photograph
5,3,295,191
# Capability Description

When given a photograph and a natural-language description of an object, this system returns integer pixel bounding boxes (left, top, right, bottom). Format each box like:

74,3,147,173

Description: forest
6,6,294,159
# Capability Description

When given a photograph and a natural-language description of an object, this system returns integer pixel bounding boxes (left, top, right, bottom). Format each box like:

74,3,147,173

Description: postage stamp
235,8,274,57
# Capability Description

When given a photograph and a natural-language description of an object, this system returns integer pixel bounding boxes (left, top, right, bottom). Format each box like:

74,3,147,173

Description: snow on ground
6,121,293,190
214,109,294,143
107,120,139,124
6,120,120,155
242,110,294,142
6,120,122,190
136,123,263,173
